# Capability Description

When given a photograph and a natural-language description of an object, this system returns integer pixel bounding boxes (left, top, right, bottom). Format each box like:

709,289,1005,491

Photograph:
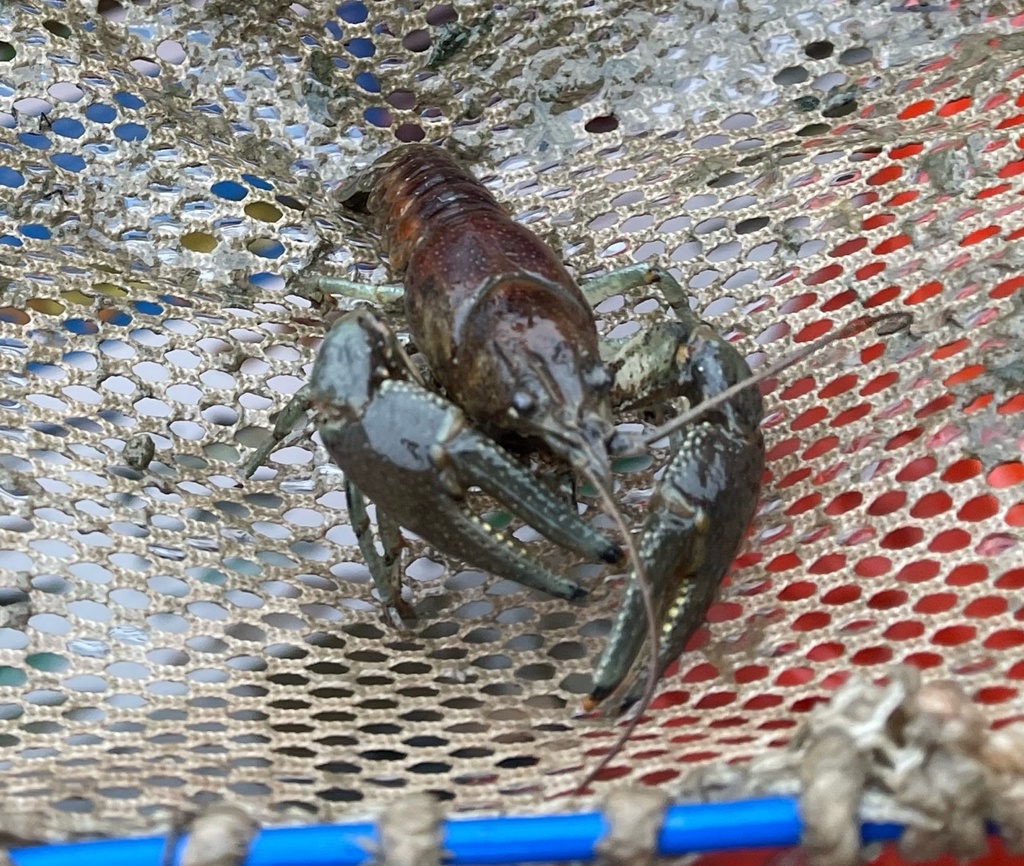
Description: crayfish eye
511,390,536,416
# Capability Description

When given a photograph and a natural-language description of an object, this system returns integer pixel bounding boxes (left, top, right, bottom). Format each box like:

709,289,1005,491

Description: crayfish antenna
572,454,661,796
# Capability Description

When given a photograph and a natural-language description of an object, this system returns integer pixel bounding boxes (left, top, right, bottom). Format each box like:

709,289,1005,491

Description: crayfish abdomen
351,144,616,485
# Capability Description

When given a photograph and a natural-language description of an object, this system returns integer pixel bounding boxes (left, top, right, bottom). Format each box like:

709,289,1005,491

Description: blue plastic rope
9,796,906,866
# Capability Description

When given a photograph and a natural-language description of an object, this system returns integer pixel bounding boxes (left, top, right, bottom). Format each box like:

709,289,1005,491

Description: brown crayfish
242,144,765,715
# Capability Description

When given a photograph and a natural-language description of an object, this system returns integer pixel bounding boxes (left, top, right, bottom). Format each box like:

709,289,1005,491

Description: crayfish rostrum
243,144,765,713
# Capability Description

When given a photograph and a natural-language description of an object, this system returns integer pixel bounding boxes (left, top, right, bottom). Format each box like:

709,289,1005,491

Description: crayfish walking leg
241,382,412,626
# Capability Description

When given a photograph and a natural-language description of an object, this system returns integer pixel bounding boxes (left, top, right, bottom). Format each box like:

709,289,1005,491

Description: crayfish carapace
242,144,765,722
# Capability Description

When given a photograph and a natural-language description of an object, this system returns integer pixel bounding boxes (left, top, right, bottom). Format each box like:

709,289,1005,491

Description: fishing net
0,0,1022,855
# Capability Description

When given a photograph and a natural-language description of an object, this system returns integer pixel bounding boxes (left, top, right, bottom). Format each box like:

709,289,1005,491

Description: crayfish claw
582,262,767,711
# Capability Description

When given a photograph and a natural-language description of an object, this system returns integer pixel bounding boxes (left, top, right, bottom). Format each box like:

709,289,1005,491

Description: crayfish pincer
244,143,765,726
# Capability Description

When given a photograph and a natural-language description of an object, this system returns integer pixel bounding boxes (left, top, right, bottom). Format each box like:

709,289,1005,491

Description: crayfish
242,144,765,725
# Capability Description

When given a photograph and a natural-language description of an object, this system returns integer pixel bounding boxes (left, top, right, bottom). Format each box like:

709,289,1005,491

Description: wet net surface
0,0,1022,844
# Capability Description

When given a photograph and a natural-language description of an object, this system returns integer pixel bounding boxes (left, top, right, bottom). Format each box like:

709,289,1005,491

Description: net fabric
0,0,1022,844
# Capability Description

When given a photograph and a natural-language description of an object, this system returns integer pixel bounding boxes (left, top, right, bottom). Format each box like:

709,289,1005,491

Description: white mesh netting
0,0,1022,847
